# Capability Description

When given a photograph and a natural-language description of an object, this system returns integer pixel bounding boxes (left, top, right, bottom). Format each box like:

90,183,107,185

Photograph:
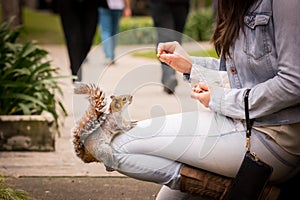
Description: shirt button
230,68,237,74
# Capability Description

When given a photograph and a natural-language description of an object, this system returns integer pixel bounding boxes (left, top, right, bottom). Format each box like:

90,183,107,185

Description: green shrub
185,7,214,41
115,8,214,45
118,17,155,45
120,16,153,32
0,19,68,134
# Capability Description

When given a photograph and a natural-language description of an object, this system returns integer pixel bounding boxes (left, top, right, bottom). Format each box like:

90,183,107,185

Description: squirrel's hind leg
93,143,116,169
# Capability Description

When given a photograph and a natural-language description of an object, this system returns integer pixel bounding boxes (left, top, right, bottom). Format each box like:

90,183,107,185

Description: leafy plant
0,19,68,134
0,176,34,200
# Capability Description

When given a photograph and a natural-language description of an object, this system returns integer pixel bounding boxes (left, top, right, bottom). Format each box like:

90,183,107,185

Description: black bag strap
223,89,273,200
244,89,253,152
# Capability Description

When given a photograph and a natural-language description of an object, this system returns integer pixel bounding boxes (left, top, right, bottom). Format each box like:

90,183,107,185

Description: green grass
190,48,218,58
0,176,34,200
132,48,219,59
0,7,96,44
0,7,65,44
20,8,64,44
120,16,153,30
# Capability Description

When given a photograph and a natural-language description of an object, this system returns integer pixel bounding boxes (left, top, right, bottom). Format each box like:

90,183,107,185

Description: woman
100,0,300,198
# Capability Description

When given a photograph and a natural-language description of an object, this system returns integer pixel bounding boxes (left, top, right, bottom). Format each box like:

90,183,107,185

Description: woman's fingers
192,83,208,93
191,83,210,107
157,41,192,73
157,41,179,55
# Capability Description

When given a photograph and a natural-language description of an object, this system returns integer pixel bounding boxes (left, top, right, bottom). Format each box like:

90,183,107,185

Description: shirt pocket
243,14,272,59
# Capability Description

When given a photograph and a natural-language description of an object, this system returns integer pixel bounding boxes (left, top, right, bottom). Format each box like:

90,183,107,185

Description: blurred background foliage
0,0,215,45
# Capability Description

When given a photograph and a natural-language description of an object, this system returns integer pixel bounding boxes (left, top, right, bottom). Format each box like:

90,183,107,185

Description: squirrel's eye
122,97,127,101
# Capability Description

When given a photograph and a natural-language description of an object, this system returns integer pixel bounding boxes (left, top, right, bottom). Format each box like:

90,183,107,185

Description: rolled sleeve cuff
209,86,226,114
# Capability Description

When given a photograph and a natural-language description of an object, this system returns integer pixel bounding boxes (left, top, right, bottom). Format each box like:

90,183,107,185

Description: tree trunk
1,0,22,27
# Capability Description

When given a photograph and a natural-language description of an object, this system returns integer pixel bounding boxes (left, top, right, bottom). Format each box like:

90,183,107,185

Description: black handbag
224,89,273,200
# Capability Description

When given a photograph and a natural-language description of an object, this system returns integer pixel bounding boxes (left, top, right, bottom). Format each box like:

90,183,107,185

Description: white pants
110,111,300,197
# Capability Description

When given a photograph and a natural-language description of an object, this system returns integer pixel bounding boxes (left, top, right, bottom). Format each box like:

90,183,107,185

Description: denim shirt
190,0,300,126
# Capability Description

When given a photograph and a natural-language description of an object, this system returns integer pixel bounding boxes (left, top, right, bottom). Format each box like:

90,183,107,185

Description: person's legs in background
99,8,114,64
150,2,190,94
81,1,98,67
99,8,122,65
110,9,123,63
58,0,98,81
150,2,177,94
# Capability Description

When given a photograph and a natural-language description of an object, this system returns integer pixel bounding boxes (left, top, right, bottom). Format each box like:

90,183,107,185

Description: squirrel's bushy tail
74,82,107,116
72,82,107,163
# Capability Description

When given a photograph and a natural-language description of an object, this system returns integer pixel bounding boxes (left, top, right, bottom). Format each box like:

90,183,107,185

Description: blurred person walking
149,0,190,94
57,0,101,82
98,0,131,65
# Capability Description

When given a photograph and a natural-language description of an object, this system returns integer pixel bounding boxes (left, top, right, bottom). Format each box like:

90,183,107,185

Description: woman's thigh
112,110,300,182
112,111,247,177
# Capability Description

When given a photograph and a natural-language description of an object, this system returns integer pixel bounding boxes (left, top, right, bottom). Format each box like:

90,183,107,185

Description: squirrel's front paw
105,165,115,172
131,120,138,126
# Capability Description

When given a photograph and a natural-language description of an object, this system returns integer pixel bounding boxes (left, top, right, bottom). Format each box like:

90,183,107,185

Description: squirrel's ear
110,95,115,99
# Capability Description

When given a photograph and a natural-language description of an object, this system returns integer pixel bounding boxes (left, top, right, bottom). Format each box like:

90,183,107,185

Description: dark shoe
163,87,174,94
104,58,115,66
105,165,115,172
163,75,178,94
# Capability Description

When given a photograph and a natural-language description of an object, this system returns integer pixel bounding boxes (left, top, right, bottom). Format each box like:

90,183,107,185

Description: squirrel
72,82,137,168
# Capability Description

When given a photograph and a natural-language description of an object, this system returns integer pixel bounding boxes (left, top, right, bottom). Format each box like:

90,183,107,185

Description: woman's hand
157,41,193,74
191,83,210,108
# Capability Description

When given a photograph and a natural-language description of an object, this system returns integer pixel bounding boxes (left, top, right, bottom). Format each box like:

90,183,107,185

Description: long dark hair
212,0,258,58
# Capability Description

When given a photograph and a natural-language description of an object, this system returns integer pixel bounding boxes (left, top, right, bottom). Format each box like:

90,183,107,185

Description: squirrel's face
109,95,133,113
